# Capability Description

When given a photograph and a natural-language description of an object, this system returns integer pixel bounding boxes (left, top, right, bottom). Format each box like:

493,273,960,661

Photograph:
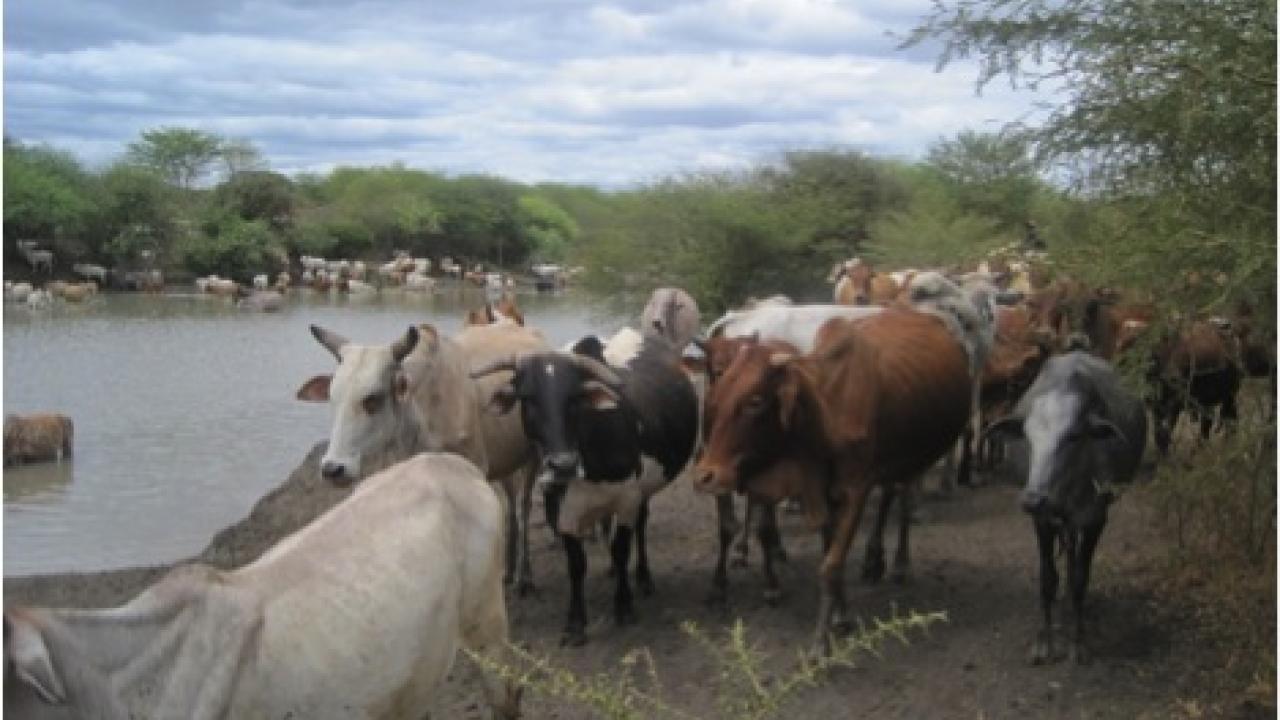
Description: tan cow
4,453,520,719
4,413,73,467
297,320,550,594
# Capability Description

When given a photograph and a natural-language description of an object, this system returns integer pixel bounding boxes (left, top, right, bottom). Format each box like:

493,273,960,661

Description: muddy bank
5,447,1270,719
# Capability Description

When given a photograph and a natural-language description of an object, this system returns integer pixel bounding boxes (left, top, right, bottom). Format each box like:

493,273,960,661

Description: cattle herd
4,247,1272,718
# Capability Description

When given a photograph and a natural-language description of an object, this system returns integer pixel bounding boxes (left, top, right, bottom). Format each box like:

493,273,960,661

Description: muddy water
3,287,623,575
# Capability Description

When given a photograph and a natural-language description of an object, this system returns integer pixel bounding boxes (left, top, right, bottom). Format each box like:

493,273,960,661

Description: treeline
3,129,594,281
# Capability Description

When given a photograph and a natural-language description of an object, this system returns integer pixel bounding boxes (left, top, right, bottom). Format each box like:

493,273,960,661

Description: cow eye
744,395,765,414
363,393,385,414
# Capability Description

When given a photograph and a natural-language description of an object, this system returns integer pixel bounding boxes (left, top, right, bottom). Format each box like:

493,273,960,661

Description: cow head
472,348,622,484
642,288,698,352
984,379,1129,516
694,341,820,497
296,324,419,485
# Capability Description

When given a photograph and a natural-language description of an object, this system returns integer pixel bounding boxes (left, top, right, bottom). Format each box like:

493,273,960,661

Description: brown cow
694,308,971,654
830,259,900,306
975,304,1050,469
464,295,525,327
696,335,792,607
4,413,74,467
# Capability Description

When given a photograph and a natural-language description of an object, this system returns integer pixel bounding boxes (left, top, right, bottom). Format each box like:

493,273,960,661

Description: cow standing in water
473,328,698,646
985,351,1146,664
695,309,972,655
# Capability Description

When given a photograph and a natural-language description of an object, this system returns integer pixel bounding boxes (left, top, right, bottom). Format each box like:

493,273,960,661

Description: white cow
4,452,520,719
706,302,883,352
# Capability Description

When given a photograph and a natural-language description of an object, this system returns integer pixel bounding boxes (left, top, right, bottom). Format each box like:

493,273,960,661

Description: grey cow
985,351,1147,665
640,287,700,353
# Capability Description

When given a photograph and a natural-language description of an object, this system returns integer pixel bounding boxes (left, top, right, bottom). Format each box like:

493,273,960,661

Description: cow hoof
706,586,728,607
890,567,910,585
560,627,588,647
515,578,537,598
763,588,782,607
729,555,749,569
636,573,655,597
830,617,853,637
615,606,637,626
862,556,886,584
1070,643,1092,666
772,547,789,565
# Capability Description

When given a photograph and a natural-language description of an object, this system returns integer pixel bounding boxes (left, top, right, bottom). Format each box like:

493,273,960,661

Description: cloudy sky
4,0,1051,186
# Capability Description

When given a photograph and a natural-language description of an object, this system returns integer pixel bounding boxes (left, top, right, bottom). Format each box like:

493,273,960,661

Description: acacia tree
903,0,1276,311
125,127,223,190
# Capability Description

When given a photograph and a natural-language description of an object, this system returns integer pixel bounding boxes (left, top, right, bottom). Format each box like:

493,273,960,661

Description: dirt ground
5,442,1273,719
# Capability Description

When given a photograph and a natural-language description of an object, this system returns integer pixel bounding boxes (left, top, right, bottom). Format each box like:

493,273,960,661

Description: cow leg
461,580,522,719
756,501,783,606
1030,518,1060,664
956,421,975,488
500,476,518,587
708,494,739,607
634,499,655,596
814,485,871,656
561,533,589,646
890,480,913,584
514,460,538,596
861,485,893,583
1069,522,1105,665
610,523,637,625
732,498,755,568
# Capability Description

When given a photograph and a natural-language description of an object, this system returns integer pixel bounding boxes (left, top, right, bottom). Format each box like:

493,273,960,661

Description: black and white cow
472,327,699,646
984,351,1147,665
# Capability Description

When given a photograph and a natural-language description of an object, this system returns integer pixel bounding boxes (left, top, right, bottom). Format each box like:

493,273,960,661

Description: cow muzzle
1020,489,1050,514
692,463,732,496
541,451,580,487
320,459,357,487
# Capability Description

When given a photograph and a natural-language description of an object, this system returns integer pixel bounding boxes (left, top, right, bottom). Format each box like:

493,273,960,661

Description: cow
4,453,520,719
641,287,700,353
252,273,270,290
17,241,54,275
975,303,1051,469
466,295,525,327
1144,320,1242,455
694,335,793,608
236,290,284,313
4,413,73,467
706,302,883,352
694,308,972,655
471,328,699,646
829,258,900,306
983,351,1147,664
72,263,109,284
297,320,549,594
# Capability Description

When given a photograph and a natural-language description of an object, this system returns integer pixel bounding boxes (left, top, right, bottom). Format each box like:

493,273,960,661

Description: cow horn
391,326,419,364
571,353,623,389
470,354,522,379
311,325,349,360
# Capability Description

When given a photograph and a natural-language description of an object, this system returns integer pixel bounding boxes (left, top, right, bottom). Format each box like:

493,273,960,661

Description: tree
3,140,95,245
94,164,177,264
516,194,579,262
125,127,224,189
213,170,295,230
219,137,266,179
903,0,1276,310
924,130,1041,230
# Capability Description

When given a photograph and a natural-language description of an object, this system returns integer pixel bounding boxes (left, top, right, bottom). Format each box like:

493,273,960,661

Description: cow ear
982,416,1024,440
487,384,520,415
6,612,67,705
775,358,814,432
1086,414,1128,444
296,375,332,402
581,380,620,411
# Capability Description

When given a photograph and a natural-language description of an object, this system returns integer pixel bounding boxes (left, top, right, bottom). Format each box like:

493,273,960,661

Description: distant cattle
641,287,700,353
4,413,73,467
829,258,900,306
472,328,699,646
4,453,520,719
695,309,971,655
984,352,1146,664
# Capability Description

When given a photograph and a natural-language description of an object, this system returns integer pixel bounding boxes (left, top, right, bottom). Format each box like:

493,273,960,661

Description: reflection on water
4,287,624,576
3,462,74,503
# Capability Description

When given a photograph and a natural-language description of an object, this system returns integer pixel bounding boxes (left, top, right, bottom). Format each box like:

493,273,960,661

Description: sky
3,0,1053,187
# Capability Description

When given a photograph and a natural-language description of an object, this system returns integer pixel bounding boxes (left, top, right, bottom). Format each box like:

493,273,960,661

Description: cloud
2,0,1053,185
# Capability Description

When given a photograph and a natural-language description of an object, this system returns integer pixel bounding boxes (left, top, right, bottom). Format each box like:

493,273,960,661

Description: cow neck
402,335,480,461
